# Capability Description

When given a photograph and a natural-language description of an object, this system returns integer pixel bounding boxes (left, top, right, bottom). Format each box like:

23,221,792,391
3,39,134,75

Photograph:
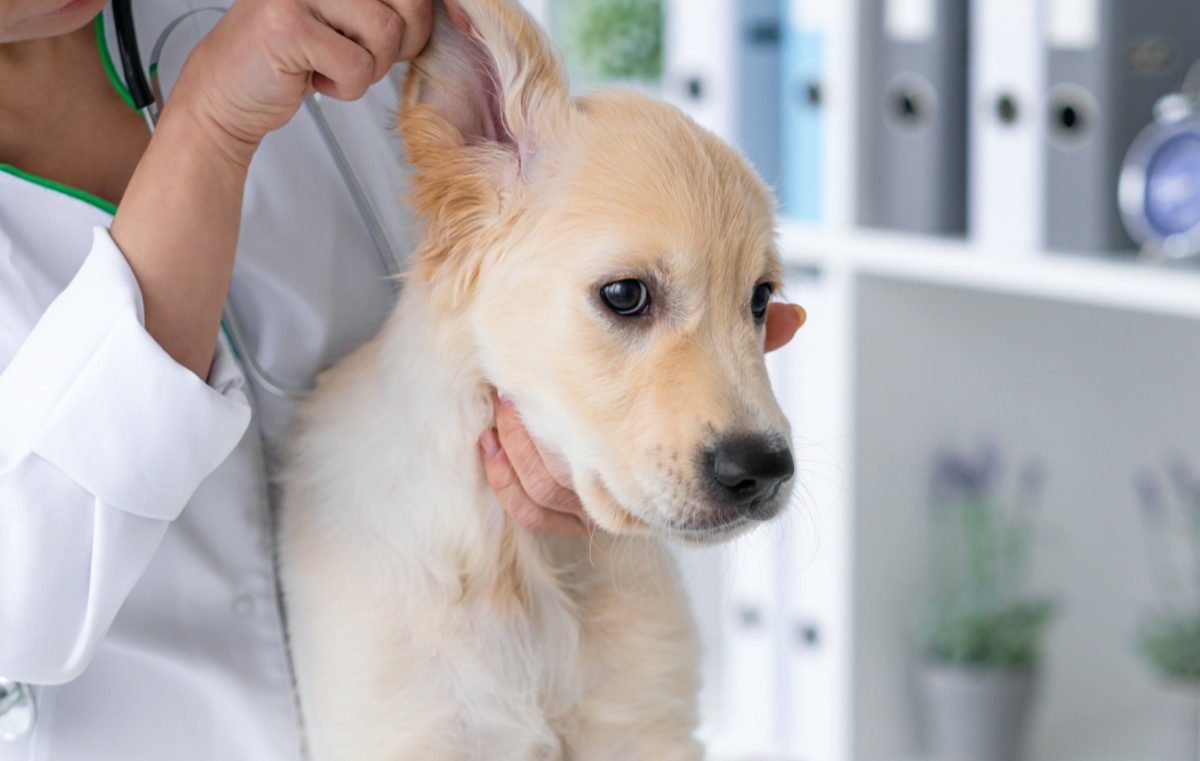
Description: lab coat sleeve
0,228,252,685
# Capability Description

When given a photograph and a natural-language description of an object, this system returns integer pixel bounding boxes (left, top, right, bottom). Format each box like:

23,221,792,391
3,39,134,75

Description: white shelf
777,221,1200,322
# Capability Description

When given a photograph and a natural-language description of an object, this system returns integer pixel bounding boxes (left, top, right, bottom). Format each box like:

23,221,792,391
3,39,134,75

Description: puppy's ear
399,0,569,296
403,0,568,162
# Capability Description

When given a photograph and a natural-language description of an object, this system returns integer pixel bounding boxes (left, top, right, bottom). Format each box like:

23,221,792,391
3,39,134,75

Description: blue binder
782,26,825,221
734,0,785,193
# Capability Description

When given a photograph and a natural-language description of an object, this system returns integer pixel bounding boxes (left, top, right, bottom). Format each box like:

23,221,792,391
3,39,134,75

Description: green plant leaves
1138,611,1200,685
924,598,1058,671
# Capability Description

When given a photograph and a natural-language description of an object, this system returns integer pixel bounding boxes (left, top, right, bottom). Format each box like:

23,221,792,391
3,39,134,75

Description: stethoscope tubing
136,4,404,399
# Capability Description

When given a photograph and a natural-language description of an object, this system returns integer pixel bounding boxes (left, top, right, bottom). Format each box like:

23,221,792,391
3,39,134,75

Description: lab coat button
0,678,36,741
232,594,256,617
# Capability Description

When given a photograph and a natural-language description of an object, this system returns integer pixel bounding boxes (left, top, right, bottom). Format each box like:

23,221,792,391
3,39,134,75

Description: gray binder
859,0,970,235
1044,0,1200,253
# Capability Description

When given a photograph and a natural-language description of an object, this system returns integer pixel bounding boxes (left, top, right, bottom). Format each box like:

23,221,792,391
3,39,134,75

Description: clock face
1144,132,1200,238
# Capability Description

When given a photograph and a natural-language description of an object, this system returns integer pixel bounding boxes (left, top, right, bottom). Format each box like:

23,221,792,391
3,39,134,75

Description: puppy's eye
751,283,773,324
600,279,651,316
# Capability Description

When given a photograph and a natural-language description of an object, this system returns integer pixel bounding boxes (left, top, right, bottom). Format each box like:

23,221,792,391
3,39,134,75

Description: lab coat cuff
14,228,252,522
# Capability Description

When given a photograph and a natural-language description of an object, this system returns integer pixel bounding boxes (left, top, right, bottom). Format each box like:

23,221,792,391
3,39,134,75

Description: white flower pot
1161,681,1200,761
919,663,1037,761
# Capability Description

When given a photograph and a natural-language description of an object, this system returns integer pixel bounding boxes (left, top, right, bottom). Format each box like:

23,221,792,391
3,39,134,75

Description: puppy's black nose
708,435,794,517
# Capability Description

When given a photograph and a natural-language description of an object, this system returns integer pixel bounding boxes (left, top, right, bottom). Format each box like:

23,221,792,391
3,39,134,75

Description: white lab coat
0,3,415,758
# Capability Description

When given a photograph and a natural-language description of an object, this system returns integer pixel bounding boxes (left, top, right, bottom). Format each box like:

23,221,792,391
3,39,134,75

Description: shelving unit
778,222,1200,321
678,210,1200,761
700,225,1200,761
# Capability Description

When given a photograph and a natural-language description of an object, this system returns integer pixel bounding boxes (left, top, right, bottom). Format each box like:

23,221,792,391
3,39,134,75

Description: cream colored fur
278,1,793,758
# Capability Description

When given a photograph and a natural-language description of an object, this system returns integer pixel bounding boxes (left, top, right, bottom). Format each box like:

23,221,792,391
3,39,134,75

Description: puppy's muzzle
704,434,794,520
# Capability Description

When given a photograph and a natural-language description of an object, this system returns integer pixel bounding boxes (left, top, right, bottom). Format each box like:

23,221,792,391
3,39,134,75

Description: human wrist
155,85,263,173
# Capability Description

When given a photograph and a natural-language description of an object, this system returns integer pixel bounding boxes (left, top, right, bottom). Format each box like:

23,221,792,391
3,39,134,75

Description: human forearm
109,103,254,379
107,0,433,380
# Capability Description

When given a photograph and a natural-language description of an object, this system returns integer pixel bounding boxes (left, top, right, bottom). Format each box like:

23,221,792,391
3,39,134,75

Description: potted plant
1133,459,1200,761
919,441,1057,761
550,0,663,88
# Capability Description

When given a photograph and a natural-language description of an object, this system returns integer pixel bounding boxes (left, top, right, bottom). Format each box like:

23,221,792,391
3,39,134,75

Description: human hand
168,0,434,164
765,302,806,352
480,391,594,537
479,303,806,536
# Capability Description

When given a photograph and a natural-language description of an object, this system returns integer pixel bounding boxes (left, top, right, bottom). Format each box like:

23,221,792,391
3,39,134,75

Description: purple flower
1017,458,1047,504
1134,472,1166,524
931,439,1003,507
1167,455,1200,522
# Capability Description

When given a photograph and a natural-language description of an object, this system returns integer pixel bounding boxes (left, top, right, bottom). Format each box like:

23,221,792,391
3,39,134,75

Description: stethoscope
0,1,404,741
123,0,405,401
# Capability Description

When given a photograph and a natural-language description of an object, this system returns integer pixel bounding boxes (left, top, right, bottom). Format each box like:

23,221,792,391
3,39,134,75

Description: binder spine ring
883,73,939,134
1046,83,1100,150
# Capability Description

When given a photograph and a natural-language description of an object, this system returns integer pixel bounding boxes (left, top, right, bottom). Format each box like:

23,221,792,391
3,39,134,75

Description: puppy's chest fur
278,310,700,759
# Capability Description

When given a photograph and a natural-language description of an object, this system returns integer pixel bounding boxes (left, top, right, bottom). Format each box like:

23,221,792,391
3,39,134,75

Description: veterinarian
0,0,806,758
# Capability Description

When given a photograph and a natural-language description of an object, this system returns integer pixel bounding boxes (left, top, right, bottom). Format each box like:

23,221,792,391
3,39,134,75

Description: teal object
781,27,824,222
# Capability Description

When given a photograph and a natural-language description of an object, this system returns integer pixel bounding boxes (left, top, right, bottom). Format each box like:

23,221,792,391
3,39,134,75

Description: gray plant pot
1161,681,1200,761
919,663,1037,761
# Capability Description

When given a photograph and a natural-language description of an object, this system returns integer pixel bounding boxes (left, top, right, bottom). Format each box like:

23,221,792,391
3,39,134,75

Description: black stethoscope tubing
111,0,155,111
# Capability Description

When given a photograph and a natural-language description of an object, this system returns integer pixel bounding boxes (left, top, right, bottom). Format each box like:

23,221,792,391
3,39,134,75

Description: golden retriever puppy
278,0,795,758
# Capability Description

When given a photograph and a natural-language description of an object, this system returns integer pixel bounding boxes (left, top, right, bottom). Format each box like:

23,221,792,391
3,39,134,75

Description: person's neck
0,22,95,89
0,24,105,161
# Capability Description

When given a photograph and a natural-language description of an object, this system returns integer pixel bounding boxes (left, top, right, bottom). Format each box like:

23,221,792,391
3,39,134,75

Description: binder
663,0,731,142
735,0,785,190
1043,0,1200,253
663,0,784,189
716,533,785,757
519,0,550,26
703,340,801,757
775,274,851,761
860,0,970,235
781,0,832,222
969,0,1045,250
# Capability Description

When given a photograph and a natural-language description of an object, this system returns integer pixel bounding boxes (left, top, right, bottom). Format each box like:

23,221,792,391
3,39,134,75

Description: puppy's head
401,0,793,543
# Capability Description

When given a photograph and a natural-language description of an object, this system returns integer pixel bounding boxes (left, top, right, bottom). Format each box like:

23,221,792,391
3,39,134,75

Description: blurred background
521,1,1200,759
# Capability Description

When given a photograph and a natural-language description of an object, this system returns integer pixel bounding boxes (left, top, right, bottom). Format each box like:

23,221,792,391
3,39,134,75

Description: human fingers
170,0,372,150
296,13,378,101
306,0,405,82
492,392,592,522
480,430,591,536
765,303,806,352
443,0,472,35
376,0,435,61
309,0,429,81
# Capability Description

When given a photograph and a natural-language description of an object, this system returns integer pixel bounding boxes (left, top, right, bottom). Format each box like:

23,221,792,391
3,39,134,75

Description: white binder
704,340,804,758
968,0,1045,251
518,0,550,25
778,274,851,761
663,0,735,142
713,516,786,756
